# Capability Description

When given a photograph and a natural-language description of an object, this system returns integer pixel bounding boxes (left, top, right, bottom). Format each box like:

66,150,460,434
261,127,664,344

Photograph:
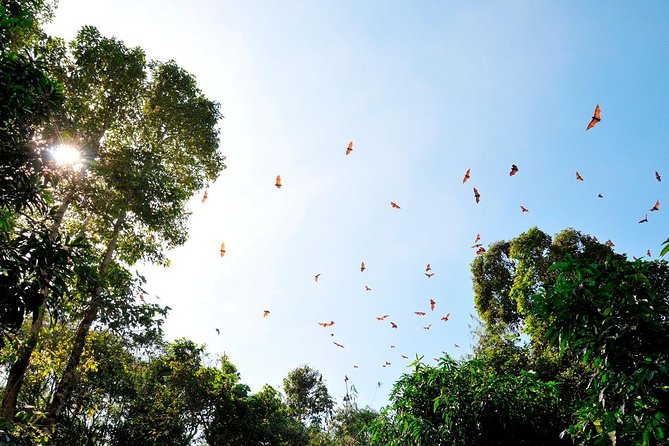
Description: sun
50,144,82,170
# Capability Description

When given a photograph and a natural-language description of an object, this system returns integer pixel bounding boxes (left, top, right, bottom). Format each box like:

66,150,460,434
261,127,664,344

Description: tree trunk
0,191,74,420
44,209,126,428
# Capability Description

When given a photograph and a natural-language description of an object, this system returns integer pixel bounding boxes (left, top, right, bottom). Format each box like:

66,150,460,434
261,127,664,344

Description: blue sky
47,1,669,409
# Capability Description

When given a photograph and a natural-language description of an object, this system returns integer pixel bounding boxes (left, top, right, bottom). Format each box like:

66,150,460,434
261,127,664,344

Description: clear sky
46,1,669,409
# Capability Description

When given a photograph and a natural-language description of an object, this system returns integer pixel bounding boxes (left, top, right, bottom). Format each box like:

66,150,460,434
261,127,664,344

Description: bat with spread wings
390,202,401,209
509,164,519,176
423,324,432,330
474,233,480,244
414,311,426,316
476,247,486,255
586,104,601,130
275,175,282,188
346,141,353,155
520,206,529,213
365,285,372,291
390,322,398,329
639,214,648,224
314,273,321,282
425,272,435,278
656,171,662,182
376,314,389,321
334,342,345,348
576,172,584,181
650,200,660,212
430,299,436,311
463,168,471,184
360,261,366,272
220,242,226,257
441,313,451,322
425,264,431,272
473,187,480,204
319,321,335,327
263,310,270,317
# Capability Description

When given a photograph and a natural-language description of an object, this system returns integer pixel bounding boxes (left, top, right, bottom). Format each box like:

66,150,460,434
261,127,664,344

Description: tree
283,365,334,427
369,356,567,446
534,256,669,445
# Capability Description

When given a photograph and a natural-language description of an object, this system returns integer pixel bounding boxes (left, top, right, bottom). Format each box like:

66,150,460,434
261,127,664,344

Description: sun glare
50,144,82,169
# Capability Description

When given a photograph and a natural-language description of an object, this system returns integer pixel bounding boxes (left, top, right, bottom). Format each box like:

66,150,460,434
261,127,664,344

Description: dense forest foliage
1,1,667,444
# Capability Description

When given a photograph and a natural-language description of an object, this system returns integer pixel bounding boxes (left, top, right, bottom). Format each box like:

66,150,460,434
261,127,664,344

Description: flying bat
314,273,321,283
520,206,529,213
201,190,208,203
414,311,426,316
376,314,389,321
656,171,662,182
390,322,398,329
586,104,601,130
215,328,220,335
598,194,604,198
390,202,401,209
471,243,483,249
220,242,226,257
650,200,660,212
576,172,584,181
263,310,270,317
476,247,486,255
606,240,615,247
319,321,335,327
334,342,345,348
360,261,366,272
473,187,480,204
474,233,480,244
423,324,432,330
639,214,648,224
390,345,395,348
346,141,353,155
454,344,461,348
430,299,436,311
425,272,435,278
509,164,519,176
425,263,431,272
275,175,282,188
463,168,471,184
441,313,451,322
365,285,372,291
401,355,409,359
647,249,652,257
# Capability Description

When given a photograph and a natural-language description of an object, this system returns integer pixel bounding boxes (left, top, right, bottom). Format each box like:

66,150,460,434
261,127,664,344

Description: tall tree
283,365,334,427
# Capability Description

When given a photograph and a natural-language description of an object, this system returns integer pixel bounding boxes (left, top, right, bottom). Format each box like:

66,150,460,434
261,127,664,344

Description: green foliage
534,256,669,445
369,356,567,445
283,365,335,427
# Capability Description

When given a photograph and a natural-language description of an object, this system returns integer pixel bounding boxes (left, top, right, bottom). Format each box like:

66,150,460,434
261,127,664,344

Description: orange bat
430,299,436,311
314,273,321,282
425,263,431,272
441,313,450,322
509,164,519,176
401,355,409,359
425,272,435,278
639,214,648,224
423,324,432,330
334,342,345,348
647,249,652,257
650,200,660,212
376,314,389,321
576,172,584,181
346,141,353,156
319,321,335,327
471,243,483,249
220,242,226,257
473,187,480,204
139,295,146,303
414,311,426,316
365,285,372,291
586,104,601,130
360,261,366,272
606,240,615,247
390,322,398,329
201,190,208,203
476,247,486,255
263,310,270,317
656,171,662,182
275,175,282,188
390,202,401,209
474,233,480,244
463,168,471,184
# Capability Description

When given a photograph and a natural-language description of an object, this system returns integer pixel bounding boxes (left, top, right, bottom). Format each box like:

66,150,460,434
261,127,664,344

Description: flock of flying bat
204,105,661,368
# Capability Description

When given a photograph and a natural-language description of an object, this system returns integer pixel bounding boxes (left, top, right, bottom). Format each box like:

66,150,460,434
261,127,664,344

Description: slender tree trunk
0,191,75,420
44,209,126,428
